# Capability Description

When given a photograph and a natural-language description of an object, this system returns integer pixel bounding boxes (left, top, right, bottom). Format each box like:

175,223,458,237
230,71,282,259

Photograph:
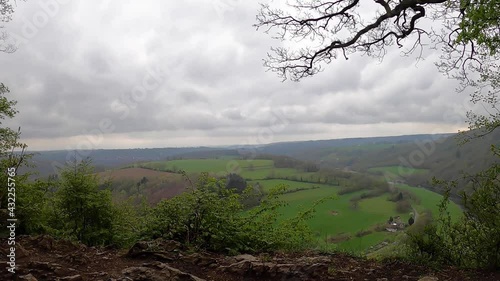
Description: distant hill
24,133,457,178
316,130,500,192
255,134,453,158
25,147,219,178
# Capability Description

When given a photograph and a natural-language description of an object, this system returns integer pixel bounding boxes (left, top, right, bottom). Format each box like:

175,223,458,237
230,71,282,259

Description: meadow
367,165,429,181
136,159,310,180
124,158,462,253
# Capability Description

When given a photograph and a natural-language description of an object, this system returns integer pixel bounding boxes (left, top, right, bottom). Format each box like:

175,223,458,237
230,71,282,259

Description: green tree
1,1,38,236
226,173,247,194
434,149,500,268
257,0,500,269
52,158,114,246
0,84,31,213
143,173,323,253
408,216,415,226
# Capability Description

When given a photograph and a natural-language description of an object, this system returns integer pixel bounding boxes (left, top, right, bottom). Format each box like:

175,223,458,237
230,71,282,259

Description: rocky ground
1,235,499,281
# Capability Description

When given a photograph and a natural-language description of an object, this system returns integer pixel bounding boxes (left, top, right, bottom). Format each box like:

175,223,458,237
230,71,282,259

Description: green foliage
51,159,115,246
16,179,52,234
111,198,147,248
404,223,452,267
395,200,412,213
0,84,31,208
142,173,317,253
225,173,247,193
405,148,500,269
458,1,500,55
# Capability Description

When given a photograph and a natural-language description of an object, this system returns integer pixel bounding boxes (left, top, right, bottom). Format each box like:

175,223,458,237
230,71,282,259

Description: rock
304,263,326,277
59,275,83,281
219,260,254,275
418,277,439,281
122,265,206,281
29,261,52,271
182,253,216,266
297,256,330,264
54,267,69,276
251,262,274,276
376,278,388,281
127,239,182,258
19,274,38,281
234,254,258,262
37,235,55,251
16,243,30,259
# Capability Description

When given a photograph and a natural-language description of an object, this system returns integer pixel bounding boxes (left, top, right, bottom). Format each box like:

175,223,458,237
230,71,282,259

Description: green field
137,159,309,180
249,179,332,192
368,165,429,181
397,184,462,218
135,159,463,254
261,178,462,253
138,159,270,174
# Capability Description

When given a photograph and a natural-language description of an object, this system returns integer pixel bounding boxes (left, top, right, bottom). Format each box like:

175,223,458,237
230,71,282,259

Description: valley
41,133,473,256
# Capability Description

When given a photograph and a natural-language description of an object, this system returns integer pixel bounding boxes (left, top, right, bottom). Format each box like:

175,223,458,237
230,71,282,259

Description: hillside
25,134,453,178
330,130,500,192
126,157,463,254
97,167,187,204
25,147,221,178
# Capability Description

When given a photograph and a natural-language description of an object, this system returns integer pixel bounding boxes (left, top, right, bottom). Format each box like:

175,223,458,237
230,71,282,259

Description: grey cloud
0,0,471,150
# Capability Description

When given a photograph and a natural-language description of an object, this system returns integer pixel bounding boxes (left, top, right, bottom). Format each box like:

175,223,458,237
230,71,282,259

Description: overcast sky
0,0,476,151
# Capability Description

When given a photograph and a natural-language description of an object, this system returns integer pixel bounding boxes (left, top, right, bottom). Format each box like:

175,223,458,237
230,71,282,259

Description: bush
142,173,325,253
395,199,411,213
47,159,116,246
405,149,500,269
404,224,452,266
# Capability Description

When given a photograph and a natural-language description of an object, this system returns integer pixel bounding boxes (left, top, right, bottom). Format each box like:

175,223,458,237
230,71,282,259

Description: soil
1,235,498,281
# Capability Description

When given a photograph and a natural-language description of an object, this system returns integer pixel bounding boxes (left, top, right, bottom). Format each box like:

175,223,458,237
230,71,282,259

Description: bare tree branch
256,0,447,81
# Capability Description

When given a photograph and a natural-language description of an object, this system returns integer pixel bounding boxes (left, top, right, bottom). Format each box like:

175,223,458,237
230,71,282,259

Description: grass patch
249,179,333,193
397,184,462,219
368,166,428,181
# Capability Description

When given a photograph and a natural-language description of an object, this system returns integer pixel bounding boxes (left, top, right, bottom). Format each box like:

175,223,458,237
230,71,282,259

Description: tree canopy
256,1,498,80
256,0,500,133
0,0,17,53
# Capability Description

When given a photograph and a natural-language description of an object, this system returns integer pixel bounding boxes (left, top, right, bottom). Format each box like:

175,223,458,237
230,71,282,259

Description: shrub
142,173,325,253
395,199,411,213
405,148,500,269
48,159,116,246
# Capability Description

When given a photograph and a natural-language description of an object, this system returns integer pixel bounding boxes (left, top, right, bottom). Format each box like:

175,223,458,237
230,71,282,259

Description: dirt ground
1,235,498,281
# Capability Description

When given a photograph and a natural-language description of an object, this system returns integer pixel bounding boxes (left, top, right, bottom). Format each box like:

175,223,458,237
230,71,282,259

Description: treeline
255,154,319,172
3,159,320,253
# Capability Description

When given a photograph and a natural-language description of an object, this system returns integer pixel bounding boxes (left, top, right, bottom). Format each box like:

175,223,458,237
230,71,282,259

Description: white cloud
0,0,470,150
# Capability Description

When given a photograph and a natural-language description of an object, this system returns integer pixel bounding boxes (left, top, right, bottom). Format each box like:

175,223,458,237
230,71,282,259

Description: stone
19,274,38,281
182,253,216,266
16,243,30,259
127,239,182,258
234,254,258,262
122,265,206,281
418,277,439,281
59,275,83,281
